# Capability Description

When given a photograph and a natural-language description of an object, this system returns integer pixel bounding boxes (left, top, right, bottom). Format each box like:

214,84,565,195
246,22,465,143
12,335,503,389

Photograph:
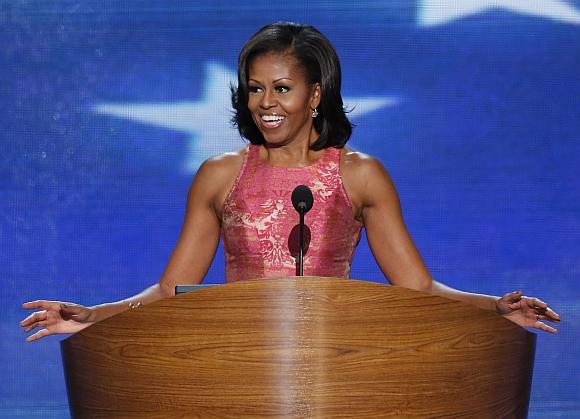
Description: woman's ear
311,83,321,109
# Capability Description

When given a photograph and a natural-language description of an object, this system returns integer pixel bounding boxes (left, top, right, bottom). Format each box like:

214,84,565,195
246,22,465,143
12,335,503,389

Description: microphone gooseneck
291,185,313,277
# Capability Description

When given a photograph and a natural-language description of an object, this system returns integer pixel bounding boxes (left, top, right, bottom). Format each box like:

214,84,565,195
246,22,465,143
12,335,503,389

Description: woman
21,22,560,341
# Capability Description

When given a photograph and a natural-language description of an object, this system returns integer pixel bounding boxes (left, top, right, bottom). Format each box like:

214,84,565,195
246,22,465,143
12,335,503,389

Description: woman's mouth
260,114,286,129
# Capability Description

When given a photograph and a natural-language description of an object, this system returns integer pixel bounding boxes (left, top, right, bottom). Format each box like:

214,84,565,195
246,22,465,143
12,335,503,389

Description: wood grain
61,278,535,418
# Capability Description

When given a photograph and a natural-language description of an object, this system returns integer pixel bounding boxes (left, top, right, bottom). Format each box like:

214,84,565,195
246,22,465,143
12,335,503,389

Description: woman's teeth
262,115,285,122
261,114,285,128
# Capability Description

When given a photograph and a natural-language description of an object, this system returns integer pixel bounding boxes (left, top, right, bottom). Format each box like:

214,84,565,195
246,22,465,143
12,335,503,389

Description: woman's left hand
496,291,561,333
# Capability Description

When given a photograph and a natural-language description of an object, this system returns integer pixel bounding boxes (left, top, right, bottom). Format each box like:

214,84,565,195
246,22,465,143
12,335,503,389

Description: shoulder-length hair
231,22,353,150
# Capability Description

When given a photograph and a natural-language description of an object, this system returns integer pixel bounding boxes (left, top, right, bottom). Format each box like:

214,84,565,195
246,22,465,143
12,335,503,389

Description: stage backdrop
1,1,579,417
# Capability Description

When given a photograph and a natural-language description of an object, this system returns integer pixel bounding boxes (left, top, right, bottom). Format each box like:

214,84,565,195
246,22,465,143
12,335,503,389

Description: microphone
291,185,313,213
291,185,313,276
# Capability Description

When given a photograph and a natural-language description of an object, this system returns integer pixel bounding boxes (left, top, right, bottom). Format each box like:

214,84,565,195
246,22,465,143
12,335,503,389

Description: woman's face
247,52,320,147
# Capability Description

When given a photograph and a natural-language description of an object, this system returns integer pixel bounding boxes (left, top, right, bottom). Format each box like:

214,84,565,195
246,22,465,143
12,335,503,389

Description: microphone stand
291,184,313,277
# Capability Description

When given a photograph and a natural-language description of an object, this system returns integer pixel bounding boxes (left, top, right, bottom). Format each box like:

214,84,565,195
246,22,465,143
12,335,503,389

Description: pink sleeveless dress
221,144,362,282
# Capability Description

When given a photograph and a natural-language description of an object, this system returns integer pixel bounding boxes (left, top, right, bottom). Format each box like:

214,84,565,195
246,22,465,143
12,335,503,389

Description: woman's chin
261,133,288,146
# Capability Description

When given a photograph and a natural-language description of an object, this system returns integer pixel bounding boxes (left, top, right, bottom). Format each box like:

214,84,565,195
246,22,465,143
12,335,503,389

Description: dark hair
231,22,353,150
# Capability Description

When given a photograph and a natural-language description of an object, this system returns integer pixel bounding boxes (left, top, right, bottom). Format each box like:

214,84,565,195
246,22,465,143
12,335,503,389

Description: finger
19,311,47,327
542,307,561,322
503,291,523,304
525,297,548,310
26,328,51,342
534,321,557,334
24,320,48,333
22,300,59,310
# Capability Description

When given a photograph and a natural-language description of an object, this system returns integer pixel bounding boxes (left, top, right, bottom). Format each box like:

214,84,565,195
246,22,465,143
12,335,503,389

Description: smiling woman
232,22,352,151
20,22,560,345
246,52,320,147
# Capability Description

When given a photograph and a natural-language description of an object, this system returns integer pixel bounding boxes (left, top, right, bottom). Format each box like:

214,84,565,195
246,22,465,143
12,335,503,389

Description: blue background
1,1,579,417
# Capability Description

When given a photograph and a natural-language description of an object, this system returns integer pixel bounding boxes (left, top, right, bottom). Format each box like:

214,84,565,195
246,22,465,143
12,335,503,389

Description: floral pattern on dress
221,145,362,282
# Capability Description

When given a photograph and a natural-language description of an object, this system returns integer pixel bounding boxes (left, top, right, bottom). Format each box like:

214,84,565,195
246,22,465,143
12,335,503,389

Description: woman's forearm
89,283,173,323
427,280,500,312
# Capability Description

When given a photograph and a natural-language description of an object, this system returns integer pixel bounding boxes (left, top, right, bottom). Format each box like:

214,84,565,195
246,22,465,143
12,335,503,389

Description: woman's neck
262,127,320,167
262,140,324,168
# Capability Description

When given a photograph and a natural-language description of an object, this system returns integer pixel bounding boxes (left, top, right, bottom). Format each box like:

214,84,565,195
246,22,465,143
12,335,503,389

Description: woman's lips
260,114,286,129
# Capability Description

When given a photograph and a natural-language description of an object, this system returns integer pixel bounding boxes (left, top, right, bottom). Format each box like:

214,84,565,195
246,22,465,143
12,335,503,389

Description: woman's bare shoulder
196,147,247,181
341,147,387,176
200,147,246,170
339,147,395,215
191,146,248,209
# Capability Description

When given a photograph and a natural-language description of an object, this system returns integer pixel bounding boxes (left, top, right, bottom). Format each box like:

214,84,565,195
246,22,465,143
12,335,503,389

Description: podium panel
61,278,535,418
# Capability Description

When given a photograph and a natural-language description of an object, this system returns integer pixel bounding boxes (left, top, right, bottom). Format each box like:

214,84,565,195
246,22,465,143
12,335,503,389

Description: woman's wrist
494,297,502,314
89,300,129,323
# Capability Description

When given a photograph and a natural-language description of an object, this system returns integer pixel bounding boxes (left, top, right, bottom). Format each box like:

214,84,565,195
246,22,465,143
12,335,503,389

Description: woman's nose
259,89,276,108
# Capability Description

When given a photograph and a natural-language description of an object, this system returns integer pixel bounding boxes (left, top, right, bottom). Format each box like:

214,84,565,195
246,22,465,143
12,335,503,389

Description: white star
418,0,580,27
93,62,397,172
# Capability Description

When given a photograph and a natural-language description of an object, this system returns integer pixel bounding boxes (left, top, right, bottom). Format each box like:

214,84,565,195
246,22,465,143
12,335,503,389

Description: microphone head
291,185,314,213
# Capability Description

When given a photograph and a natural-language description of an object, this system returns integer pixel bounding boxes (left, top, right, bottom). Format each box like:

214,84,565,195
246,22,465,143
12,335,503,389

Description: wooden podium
61,278,536,418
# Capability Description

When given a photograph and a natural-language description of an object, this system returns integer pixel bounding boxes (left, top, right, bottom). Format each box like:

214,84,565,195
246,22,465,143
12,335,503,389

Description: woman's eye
276,86,289,93
248,85,262,93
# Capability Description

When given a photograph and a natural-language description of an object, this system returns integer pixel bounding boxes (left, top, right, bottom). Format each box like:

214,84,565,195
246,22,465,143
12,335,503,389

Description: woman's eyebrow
248,77,293,83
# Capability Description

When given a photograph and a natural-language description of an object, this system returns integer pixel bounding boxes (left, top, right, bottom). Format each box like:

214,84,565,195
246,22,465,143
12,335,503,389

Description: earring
311,108,319,118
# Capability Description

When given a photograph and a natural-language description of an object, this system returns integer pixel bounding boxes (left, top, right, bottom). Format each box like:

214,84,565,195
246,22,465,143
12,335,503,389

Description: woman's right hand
20,301,95,342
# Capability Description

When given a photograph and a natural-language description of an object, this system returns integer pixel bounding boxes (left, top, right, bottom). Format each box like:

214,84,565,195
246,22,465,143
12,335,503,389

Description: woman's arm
341,151,560,332
21,152,243,341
